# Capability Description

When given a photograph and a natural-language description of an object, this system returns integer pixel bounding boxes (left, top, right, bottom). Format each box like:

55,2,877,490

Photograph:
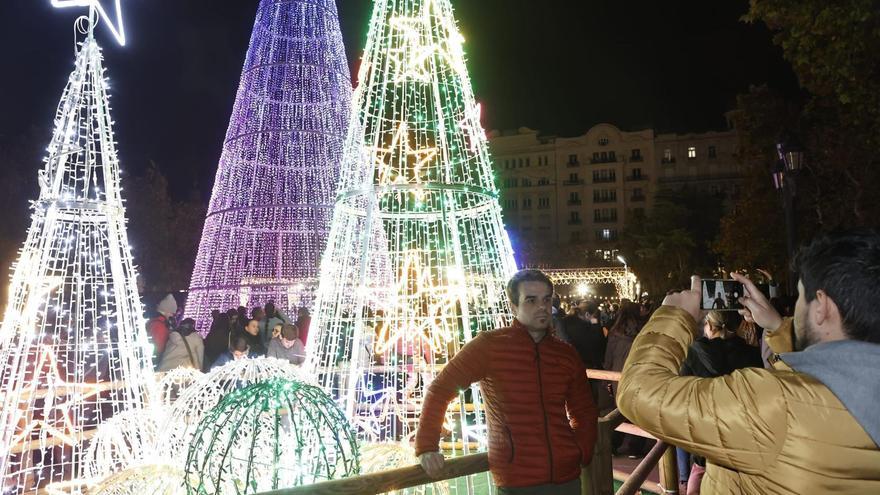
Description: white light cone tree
306,1,517,484
0,32,154,493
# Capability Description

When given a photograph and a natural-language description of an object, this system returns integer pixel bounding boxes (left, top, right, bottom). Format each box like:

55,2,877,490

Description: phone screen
700,279,745,311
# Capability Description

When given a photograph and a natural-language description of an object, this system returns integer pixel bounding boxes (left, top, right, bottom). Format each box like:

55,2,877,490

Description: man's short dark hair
230,335,250,352
506,269,554,304
281,323,299,340
583,300,599,316
794,229,880,343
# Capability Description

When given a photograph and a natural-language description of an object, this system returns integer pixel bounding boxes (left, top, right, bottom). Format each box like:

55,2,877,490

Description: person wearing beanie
147,293,177,364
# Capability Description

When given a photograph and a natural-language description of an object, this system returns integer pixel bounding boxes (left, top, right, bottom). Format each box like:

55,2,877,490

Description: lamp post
773,138,805,295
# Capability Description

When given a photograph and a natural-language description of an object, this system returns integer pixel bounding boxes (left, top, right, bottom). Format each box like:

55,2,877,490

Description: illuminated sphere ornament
184,378,360,495
185,0,353,331
157,357,304,465
79,408,162,482
306,0,517,463
0,27,153,494
154,367,204,407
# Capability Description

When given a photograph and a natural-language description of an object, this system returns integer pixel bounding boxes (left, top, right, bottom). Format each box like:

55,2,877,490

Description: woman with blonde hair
679,311,762,493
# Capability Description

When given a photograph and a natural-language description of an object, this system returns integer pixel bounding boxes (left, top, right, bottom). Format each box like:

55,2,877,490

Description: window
662,148,674,163
598,137,609,146
631,148,642,160
518,158,524,168
570,211,580,221
537,177,550,186
522,197,533,209
595,229,618,241
708,146,717,158
521,178,532,187
632,187,645,201
609,151,616,162
538,197,550,209
592,169,616,183
567,173,580,184
504,199,517,210
526,157,531,167
569,192,580,202
688,146,696,159
594,208,618,222
592,152,600,162
568,154,578,165
631,168,642,179
593,189,617,203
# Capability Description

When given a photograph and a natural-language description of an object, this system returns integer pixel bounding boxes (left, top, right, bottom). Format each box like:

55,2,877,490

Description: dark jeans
497,477,580,495
676,447,692,483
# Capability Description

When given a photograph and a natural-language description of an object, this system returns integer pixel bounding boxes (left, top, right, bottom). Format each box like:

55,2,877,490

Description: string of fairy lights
0,9,154,492
306,1,518,477
184,0,353,332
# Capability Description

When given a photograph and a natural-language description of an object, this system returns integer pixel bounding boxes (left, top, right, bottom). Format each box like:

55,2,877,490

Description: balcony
594,217,618,224
563,179,585,186
590,157,618,164
567,160,580,168
568,218,583,225
661,157,676,164
593,197,617,204
592,177,616,184
625,174,648,182
629,156,644,162
567,199,582,206
630,194,646,202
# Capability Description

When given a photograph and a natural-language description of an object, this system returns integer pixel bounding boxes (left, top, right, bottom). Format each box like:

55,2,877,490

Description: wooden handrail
255,452,488,495
614,440,668,495
586,369,621,381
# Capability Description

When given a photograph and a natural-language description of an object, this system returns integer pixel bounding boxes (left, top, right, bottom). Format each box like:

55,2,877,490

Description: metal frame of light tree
0,9,154,493
185,0,353,332
306,0,517,472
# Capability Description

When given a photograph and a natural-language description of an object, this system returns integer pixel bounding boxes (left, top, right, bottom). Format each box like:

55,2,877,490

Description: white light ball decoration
360,442,450,495
79,408,163,482
185,378,360,494
89,464,190,495
156,357,305,464
154,367,204,407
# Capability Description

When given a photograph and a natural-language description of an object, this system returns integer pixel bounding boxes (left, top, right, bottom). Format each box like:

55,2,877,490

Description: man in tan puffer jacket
618,230,880,494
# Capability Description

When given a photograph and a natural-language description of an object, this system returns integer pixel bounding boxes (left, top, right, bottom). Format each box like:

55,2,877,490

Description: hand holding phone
700,279,746,311
730,273,784,331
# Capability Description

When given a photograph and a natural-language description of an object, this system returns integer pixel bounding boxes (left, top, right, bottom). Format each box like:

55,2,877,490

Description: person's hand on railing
418,451,445,478
731,272,784,331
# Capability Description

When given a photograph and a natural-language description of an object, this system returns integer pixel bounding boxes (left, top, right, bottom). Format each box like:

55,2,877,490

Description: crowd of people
145,298,311,372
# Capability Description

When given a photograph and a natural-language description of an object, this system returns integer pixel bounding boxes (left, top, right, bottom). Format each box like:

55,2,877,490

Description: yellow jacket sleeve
617,306,788,473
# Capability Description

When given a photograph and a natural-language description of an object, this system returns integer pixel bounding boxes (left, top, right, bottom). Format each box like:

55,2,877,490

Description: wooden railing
255,369,678,495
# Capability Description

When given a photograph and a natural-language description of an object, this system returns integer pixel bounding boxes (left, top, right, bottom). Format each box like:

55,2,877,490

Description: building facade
489,123,741,262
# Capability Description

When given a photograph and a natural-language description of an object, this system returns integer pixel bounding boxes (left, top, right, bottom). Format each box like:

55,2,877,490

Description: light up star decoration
7,345,106,452
51,0,126,45
370,122,438,185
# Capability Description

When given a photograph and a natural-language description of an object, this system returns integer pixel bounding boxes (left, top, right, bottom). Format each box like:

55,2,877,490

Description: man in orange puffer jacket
416,270,598,494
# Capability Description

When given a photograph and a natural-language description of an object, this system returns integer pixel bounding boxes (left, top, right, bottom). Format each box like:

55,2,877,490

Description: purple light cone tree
186,0,353,330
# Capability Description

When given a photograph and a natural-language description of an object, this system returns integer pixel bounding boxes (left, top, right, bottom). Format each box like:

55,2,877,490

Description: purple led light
185,0,352,332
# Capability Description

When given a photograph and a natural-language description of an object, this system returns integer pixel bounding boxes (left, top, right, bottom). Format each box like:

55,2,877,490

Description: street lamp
616,255,627,269
774,136,805,295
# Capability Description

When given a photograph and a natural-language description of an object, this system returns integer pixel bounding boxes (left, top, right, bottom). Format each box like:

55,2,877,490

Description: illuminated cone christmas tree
185,0,353,329
307,0,517,455
0,35,154,492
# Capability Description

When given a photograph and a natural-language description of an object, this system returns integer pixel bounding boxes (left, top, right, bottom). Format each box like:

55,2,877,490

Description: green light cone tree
306,0,517,467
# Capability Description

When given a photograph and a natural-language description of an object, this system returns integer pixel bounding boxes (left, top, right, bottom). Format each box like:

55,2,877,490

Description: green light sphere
185,378,359,494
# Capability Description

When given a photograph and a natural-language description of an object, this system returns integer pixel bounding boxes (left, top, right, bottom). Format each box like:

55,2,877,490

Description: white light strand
0,37,154,493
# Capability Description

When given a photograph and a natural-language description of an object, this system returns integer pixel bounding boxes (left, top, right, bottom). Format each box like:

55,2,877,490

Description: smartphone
700,279,745,311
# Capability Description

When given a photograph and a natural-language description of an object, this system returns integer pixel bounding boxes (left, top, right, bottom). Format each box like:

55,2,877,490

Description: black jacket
563,314,607,370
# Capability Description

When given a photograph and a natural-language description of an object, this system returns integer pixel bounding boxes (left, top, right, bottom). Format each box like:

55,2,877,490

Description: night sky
0,0,799,200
